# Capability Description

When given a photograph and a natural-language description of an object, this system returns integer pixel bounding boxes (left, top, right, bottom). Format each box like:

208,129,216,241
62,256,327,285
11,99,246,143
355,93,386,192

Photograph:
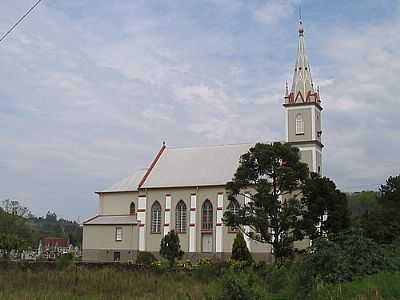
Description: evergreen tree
224,142,309,263
301,173,350,240
160,230,184,266
231,231,253,264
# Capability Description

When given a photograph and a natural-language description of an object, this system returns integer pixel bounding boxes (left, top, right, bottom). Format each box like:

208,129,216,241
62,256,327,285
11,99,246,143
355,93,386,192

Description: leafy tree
231,231,253,264
160,230,184,266
362,175,400,244
224,142,309,263
301,173,350,240
1,199,30,217
0,201,33,258
347,191,379,219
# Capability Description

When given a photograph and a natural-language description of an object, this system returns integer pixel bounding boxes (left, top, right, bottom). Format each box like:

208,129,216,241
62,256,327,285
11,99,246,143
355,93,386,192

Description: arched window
295,113,304,135
201,200,213,231
227,201,239,232
129,202,135,215
151,201,162,234
175,200,187,233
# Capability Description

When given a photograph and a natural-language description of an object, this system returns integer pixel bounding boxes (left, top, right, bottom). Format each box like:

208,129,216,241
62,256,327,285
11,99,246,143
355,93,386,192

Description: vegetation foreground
1,262,400,300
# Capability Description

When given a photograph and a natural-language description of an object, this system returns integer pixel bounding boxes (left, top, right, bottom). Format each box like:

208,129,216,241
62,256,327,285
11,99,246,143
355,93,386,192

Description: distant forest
0,199,82,249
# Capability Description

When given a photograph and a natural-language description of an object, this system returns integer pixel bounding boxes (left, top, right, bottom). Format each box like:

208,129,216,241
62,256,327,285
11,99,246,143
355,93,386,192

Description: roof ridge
167,142,259,150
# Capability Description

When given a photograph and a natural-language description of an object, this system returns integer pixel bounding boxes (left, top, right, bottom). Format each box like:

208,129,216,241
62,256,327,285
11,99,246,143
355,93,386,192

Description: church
82,21,323,263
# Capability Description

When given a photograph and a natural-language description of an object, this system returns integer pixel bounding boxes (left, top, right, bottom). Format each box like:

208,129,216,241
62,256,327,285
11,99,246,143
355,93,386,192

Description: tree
0,201,33,258
231,231,253,264
159,230,184,266
1,199,30,217
362,174,400,244
301,173,350,240
224,142,309,263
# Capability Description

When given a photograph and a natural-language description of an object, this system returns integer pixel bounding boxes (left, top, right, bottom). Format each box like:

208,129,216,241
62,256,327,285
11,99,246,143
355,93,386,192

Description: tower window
295,113,305,135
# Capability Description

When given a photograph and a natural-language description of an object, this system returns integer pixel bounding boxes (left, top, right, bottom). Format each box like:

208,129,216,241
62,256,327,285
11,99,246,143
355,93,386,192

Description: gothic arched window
201,200,213,231
151,201,162,234
295,113,305,135
129,202,135,215
175,200,187,233
227,201,239,232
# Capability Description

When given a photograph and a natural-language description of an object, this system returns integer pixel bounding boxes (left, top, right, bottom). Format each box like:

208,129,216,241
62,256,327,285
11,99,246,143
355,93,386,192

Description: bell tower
284,20,323,174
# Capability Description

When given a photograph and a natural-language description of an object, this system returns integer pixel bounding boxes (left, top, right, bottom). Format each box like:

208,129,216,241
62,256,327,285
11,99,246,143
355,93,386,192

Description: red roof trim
138,145,166,189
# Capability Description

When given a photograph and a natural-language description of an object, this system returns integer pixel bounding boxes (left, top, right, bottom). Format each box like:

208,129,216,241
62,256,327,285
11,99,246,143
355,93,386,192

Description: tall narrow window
175,200,187,233
227,201,239,232
129,202,136,215
115,227,123,241
201,200,213,231
151,201,162,234
295,113,304,135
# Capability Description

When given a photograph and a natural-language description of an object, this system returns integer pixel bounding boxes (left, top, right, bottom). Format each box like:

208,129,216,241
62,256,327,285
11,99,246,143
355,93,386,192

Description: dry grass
0,266,218,300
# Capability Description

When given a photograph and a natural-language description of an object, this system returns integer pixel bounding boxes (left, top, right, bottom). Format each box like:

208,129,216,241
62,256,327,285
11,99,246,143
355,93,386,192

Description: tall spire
285,20,319,104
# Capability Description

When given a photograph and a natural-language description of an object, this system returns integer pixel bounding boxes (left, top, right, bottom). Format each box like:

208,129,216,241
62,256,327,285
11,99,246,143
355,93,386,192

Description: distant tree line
0,200,82,258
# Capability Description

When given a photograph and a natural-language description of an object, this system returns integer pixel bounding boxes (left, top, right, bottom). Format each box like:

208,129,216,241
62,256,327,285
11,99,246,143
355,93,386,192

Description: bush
304,229,385,283
218,269,267,300
136,251,157,266
231,232,253,265
56,253,74,269
159,230,184,267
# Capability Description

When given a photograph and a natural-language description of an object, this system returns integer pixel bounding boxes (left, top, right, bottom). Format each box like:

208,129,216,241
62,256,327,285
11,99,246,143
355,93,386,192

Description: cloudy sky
1,0,399,220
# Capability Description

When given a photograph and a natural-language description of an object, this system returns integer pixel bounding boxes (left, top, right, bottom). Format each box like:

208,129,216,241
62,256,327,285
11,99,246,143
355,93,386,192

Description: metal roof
97,168,147,193
83,215,138,225
141,143,255,188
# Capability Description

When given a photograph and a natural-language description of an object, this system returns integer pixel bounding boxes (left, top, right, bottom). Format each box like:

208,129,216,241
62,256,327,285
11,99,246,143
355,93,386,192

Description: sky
1,0,399,220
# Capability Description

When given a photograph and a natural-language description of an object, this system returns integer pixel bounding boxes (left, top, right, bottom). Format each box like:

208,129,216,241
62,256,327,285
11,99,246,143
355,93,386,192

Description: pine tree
159,230,184,267
231,231,253,264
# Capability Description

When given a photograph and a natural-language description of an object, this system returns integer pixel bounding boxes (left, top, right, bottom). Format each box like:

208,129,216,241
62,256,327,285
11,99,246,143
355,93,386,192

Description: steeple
285,20,320,104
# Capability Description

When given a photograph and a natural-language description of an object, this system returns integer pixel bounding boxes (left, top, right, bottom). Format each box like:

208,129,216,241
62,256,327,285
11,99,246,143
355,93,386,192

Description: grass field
0,264,399,300
0,265,221,300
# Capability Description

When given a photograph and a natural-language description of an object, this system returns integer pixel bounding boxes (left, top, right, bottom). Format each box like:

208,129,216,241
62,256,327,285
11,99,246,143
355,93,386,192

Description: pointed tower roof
285,20,320,105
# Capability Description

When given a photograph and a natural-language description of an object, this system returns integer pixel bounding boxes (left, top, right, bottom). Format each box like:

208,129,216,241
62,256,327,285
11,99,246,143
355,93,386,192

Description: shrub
159,230,184,267
304,229,385,283
218,269,267,300
136,251,157,266
231,231,253,265
56,253,74,269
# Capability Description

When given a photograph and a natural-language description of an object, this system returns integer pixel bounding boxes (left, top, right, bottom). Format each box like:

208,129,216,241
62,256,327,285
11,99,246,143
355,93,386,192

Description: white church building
82,21,323,263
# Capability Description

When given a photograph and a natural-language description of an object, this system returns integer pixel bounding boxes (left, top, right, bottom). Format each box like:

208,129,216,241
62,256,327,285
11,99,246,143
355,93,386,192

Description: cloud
254,0,299,25
0,0,399,219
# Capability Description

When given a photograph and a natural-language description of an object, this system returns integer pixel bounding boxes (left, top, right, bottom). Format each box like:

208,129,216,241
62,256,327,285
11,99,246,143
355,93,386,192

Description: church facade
82,22,323,263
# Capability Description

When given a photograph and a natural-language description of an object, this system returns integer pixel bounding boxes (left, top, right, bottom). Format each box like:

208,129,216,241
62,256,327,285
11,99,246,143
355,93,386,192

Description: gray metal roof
83,215,138,225
98,168,147,193
141,143,254,188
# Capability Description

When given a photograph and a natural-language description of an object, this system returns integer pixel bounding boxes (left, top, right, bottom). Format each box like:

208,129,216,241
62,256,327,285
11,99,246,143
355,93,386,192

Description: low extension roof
141,143,254,188
97,168,147,193
83,215,138,225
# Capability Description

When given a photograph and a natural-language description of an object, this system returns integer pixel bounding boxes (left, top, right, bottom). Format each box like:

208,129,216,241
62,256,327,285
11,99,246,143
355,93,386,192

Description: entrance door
202,233,213,252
